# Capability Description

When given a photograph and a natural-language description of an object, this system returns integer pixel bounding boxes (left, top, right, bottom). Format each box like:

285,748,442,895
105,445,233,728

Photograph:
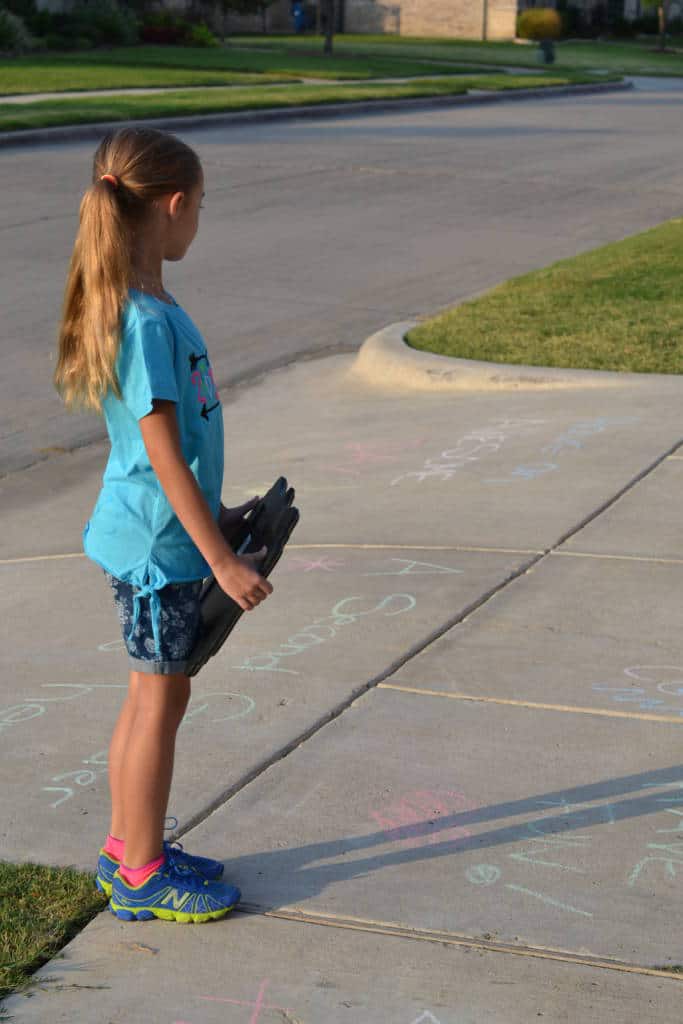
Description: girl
55,127,272,924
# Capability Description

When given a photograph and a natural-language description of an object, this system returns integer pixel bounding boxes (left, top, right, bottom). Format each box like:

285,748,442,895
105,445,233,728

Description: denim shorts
105,572,203,675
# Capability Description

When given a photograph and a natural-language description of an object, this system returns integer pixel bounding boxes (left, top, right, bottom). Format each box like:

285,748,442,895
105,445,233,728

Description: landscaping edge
349,320,683,391
0,79,631,149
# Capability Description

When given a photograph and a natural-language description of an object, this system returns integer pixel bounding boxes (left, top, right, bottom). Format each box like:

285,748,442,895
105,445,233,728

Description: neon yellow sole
109,901,236,923
96,876,113,898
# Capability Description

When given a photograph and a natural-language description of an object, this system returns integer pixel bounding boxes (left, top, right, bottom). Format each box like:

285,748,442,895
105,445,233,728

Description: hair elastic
100,173,119,188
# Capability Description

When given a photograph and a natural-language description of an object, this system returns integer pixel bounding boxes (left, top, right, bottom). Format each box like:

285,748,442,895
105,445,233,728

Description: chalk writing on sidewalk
363,558,463,577
1,683,126,737
485,416,638,484
41,692,256,809
463,796,596,920
282,555,346,573
333,438,427,478
195,978,294,1021
98,638,126,652
593,665,683,716
391,419,546,486
627,782,683,887
369,789,477,849
232,593,417,677
43,748,108,808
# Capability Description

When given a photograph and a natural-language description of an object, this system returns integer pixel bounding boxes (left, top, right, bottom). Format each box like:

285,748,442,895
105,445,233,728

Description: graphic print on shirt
189,352,220,421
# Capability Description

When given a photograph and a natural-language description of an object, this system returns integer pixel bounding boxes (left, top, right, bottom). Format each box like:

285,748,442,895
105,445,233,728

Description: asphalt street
2,76,683,476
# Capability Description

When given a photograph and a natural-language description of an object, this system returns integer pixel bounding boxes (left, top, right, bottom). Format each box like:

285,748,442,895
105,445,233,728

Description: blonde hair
55,127,202,411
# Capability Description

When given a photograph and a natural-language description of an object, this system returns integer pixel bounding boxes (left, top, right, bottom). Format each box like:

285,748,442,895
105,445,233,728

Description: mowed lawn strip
0,73,613,132
406,220,683,374
239,33,683,76
0,861,107,1003
0,45,479,96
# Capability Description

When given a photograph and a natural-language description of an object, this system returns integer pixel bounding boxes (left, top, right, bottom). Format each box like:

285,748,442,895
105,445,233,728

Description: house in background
33,0,679,39
342,0,518,39
160,0,520,39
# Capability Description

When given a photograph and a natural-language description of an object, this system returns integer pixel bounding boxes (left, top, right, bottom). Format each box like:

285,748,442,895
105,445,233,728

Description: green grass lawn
0,72,611,132
406,219,683,374
0,44,478,96
239,33,683,76
0,862,107,1004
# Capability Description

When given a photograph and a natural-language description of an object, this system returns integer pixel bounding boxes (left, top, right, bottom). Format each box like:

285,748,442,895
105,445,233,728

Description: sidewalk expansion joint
377,684,683,724
235,903,683,982
549,436,683,554
288,543,541,555
0,551,85,565
0,544,542,566
552,550,683,565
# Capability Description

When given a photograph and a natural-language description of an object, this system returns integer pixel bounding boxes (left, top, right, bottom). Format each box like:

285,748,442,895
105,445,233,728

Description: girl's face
163,169,205,262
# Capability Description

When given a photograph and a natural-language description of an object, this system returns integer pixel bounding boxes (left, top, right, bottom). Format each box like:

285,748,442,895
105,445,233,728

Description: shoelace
161,857,209,890
162,818,207,879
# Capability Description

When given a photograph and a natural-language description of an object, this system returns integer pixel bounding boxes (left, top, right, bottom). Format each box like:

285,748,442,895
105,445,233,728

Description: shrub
609,15,637,37
43,30,69,48
140,11,191,44
0,5,36,51
556,1,582,37
68,0,138,46
517,7,563,41
38,1,138,48
631,12,659,34
3,0,34,20
185,21,219,46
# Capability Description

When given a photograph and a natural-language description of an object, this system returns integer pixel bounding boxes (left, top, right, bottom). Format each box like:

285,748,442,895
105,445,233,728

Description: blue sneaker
109,860,240,923
95,849,119,897
96,841,224,897
164,840,224,882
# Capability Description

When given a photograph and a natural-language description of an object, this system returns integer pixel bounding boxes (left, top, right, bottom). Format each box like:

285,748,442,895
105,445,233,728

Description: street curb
350,320,683,392
0,80,631,150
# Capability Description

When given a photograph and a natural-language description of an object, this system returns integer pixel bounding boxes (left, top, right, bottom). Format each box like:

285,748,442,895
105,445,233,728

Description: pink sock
104,834,125,860
120,854,165,887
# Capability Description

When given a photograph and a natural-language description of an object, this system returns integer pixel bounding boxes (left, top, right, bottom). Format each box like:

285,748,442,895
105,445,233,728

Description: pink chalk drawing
369,789,477,848
198,979,293,1023
333,438,426,478
283,555,345,573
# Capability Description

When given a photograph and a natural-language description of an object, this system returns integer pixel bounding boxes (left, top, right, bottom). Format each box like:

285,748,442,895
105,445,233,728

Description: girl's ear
168,191,186,218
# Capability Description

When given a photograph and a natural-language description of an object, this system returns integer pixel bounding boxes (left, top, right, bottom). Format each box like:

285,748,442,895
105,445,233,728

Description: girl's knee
131,672,190,720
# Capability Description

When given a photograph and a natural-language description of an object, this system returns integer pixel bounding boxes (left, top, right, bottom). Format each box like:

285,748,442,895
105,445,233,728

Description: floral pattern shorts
105,572,203,675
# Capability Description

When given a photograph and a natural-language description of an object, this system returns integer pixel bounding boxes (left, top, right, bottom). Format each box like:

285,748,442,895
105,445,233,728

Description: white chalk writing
391,419,545,486
233,593,417,677
486,416,638,484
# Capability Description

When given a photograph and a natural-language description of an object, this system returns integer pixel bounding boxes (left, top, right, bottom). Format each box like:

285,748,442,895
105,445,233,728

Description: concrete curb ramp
0,79,631,150
350,320,683,392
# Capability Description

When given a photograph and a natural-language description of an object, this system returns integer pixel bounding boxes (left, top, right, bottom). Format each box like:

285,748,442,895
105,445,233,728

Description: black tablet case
186,477,299,678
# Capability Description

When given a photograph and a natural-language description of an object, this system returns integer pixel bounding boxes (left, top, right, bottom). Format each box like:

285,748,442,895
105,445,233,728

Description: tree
322,0,334,54
641,0,673,51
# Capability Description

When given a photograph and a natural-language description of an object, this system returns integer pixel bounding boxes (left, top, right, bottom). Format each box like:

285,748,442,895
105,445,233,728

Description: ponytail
55,128,201,412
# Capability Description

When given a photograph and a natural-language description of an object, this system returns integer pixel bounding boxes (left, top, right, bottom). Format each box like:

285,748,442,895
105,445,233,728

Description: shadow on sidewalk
219,764,683,909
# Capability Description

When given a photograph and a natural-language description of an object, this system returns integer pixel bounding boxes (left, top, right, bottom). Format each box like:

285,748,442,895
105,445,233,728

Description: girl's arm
140,400,272,611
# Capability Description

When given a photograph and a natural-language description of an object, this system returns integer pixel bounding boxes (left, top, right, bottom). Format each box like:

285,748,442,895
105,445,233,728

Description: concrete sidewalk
3,346,683,1020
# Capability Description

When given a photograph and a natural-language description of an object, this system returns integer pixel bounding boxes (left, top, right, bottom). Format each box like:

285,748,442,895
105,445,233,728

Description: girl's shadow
214,764,683,911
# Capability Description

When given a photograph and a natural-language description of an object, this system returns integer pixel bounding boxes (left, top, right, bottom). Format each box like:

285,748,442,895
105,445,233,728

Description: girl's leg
107,671,141,840
115,670,191,867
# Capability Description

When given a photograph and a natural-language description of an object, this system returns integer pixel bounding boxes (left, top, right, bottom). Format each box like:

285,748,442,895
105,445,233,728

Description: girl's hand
213,546,273,612
218,496,260,542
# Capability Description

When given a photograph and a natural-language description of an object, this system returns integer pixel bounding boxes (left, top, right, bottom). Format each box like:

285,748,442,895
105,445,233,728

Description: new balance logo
160,887,191,911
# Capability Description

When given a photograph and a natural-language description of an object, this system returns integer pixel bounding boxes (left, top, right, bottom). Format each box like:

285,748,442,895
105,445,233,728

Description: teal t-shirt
84,289,224,598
